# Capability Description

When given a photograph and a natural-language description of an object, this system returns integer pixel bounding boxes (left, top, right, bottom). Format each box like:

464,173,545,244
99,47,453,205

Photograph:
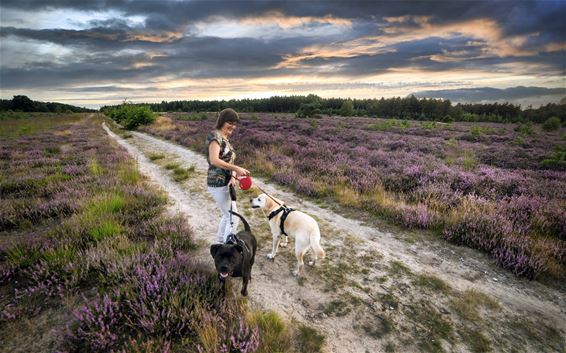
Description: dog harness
225,233,251,255
267,205,295,237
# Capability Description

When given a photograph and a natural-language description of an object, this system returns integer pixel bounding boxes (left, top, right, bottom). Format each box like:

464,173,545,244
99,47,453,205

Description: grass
87,219,123,241
175,112,209,121
450,288,500,321
323,299,351,317
507,317,565,353
84,193,126,216
388,260,413,277
171,165,196,181
358,313,394,339
413,302,454,353
296,324,325,353
459,328,492,353
249,310,294,353
88,158,103,175
379,293,399,310
5,243,43,269
384,341,396,352
0,113,81,138
148,153,165,161
413,273,450,292
165,162,180,170
462,151,478,171
118,164,142,184
470,126,498,137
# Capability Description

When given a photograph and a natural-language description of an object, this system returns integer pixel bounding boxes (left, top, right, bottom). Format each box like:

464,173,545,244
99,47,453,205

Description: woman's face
221,121,238,136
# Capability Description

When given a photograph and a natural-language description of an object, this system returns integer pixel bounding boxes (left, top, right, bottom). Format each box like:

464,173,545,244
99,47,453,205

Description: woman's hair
215,108,240,129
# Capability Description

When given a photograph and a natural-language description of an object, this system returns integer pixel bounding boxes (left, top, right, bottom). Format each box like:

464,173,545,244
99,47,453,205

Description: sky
0,0,565,109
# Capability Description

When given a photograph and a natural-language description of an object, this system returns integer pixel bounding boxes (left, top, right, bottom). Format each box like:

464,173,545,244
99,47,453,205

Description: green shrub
368,119,409,131
108,104,155,129
295,103,321,118
542,116,561,131
541,145,566,170
422,121,439,130
469,125,497,136
176,113,208,121
515,122,534,136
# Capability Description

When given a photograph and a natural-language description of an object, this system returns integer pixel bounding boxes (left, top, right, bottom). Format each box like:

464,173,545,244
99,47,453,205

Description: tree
11,95,35,111
340,100,354,117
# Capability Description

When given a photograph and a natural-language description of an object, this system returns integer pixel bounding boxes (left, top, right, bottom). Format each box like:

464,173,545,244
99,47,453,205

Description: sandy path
103,123,565,353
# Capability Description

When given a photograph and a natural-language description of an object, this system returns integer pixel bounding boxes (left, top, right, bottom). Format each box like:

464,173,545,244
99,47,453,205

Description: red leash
231,175,283,206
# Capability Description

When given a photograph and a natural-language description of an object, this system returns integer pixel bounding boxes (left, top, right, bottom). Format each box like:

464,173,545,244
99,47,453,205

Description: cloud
413,86,566,104
1,1,564,106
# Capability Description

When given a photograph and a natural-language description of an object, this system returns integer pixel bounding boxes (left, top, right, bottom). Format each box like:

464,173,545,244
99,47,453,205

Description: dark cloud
0,26,167,50
2,0,564,38
0,33,317,88
1,0,564,104
413,86,566,103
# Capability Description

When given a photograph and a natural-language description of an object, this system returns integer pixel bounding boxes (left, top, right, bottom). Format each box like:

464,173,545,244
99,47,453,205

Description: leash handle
229,195,234,235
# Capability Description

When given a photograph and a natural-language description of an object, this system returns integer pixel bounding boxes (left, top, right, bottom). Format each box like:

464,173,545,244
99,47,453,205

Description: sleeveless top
206,130,236,187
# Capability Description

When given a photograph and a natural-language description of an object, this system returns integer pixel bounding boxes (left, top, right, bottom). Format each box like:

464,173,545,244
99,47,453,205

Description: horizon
3,89,565,111
1,0,565,109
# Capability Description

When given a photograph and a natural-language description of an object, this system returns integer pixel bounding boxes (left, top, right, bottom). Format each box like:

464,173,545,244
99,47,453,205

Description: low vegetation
103,103,156,129
140,113,566,279
0,113,312,352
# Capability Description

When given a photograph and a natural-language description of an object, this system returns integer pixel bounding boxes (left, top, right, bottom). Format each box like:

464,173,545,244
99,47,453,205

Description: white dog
250,193,325,276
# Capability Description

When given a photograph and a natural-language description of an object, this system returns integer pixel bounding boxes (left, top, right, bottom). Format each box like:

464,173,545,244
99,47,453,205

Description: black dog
210,211,257,296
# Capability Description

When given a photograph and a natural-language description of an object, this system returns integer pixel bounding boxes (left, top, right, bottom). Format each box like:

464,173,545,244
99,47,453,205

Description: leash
230,175,283,206
229,175,291,238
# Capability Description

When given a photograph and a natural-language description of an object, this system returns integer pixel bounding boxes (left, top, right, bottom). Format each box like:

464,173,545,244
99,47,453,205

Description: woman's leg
208,186,239,243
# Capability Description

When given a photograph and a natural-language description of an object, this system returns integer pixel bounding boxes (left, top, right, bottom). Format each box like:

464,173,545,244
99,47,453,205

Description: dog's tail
310,231,326,259
229,210,251,232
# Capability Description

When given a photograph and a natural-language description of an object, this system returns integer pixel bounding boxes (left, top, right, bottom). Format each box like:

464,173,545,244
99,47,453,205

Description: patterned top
206,130,236,187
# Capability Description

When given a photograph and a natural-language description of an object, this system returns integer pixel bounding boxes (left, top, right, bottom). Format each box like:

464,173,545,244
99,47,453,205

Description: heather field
140,113,566,280
0,114,299,352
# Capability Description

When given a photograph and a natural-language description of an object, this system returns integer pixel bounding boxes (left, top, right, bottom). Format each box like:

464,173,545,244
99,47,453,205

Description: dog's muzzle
219,272,229,279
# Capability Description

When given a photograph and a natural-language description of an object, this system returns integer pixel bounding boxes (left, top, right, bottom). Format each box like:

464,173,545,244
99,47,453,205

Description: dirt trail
103,123,565,353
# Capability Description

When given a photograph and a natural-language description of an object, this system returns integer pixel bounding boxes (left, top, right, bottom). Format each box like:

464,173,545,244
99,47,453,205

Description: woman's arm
208,141,250,177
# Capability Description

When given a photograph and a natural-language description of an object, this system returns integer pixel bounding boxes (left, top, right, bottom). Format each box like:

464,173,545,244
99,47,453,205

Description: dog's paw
308,260,316,267
267,253,275,260
292,270,300,277
241,289,248,296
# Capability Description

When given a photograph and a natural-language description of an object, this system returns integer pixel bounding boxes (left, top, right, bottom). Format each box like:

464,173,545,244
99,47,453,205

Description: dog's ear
210,244,222,258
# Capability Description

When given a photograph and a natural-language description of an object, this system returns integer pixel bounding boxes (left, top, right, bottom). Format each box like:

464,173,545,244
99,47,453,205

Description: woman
206,108,250,244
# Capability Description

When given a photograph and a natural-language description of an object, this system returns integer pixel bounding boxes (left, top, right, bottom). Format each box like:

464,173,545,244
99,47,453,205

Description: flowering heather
64,251,238,352
67,294,121,352
0,117,147,295
140,113,566,278
1,114,267,352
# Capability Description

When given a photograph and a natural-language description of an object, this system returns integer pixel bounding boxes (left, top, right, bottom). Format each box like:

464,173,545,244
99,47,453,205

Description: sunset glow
1,1,564,108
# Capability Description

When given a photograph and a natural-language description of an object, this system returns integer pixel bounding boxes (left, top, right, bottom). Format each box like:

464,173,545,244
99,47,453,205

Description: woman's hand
235,166,250,177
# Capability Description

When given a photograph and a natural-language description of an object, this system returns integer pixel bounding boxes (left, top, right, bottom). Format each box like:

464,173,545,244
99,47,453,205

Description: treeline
102,94,565,124
0,95,94,113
